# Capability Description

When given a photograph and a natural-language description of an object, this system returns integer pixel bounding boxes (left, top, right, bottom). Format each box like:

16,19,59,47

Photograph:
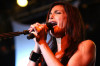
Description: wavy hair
46,1,85,58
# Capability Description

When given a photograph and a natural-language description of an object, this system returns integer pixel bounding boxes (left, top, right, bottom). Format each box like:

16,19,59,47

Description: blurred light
17,0,28,7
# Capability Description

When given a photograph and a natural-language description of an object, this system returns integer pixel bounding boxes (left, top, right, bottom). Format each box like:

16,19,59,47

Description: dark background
0,0,99,66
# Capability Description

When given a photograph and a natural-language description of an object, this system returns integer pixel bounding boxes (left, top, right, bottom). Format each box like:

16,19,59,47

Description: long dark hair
46,1,85,58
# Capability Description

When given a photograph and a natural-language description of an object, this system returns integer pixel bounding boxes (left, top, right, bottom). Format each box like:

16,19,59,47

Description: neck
56,35,69,52
56,38,61,52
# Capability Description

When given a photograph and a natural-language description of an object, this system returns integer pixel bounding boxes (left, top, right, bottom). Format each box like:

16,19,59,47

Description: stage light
17,0,28,7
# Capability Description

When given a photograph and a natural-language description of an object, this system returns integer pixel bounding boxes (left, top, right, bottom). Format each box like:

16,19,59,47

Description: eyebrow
55,9,63,11
50,10,63,13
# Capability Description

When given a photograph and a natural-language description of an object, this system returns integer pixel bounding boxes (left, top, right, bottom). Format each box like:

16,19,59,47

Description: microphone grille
46,22,57,30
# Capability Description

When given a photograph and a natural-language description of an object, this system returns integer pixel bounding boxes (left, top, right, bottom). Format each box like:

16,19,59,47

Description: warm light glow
17,0,28,7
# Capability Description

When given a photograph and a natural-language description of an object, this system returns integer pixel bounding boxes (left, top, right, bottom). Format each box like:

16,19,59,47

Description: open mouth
50,21,57,26
46,22,57,30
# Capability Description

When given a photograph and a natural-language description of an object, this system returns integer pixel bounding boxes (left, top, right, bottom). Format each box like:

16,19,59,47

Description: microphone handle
27,22,57,39
27,33,35,39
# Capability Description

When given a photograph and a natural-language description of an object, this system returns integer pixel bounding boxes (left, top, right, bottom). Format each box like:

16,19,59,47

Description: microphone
27,22,57,39
0,22,56,40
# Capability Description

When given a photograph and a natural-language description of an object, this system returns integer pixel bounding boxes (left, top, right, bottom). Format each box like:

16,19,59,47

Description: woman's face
48,5,67,37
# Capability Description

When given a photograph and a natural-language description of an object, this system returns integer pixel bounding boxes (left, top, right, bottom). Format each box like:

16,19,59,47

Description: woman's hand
28,22,47,44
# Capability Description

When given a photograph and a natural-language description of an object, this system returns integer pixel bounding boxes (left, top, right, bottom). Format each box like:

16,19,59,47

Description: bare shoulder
68,40,96,66
67,40,96,66
78,40,96,61
78,40,96,65
78,40,96,51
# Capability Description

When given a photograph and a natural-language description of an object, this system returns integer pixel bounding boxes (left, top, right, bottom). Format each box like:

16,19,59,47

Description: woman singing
27,1,96,66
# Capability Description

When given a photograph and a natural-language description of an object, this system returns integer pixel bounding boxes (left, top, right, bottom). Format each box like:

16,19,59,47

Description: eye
49,12,52,15
55,11,62,14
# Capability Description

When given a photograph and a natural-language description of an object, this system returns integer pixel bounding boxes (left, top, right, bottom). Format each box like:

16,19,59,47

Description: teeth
50,22,57,25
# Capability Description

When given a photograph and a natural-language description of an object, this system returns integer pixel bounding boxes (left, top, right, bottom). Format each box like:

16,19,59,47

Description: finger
28,24,35,32
29,23,39,33
35,25,44,34
34,24,42,32
29,23,44,34
36,22,40,25
28,27,34,32
31,31,38,38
